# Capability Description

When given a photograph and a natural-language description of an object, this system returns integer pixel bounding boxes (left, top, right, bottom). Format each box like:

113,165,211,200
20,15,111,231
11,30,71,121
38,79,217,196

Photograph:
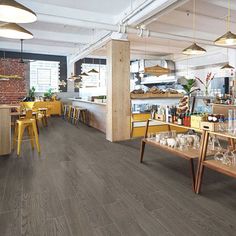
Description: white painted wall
175,48,236,90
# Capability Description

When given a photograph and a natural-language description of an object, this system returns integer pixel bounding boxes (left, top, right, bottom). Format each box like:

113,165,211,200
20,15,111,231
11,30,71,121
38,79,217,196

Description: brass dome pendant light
215,0,236,46
0,23,33,39
221,48,235,69
182,0,206,55
88,29,99,74
80,58,89,76
0,0,37,23
221,63,234,69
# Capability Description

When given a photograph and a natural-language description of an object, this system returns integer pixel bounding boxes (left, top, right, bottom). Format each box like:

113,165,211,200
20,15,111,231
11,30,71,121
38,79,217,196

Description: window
30,60,60,92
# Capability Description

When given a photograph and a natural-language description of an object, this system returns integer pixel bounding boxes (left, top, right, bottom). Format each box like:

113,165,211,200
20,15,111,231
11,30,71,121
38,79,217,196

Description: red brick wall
0,58,28,104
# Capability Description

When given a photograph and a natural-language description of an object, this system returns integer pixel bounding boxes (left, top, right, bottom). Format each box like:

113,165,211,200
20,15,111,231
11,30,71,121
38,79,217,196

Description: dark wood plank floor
0,117,236,236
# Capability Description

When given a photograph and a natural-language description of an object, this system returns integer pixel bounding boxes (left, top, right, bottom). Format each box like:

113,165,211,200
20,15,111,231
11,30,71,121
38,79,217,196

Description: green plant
181,78,196,95
29,86,35,99
44,88,53,99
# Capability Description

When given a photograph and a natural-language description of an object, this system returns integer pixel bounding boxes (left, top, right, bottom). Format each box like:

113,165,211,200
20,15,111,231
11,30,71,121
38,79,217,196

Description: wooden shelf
203,160,236,178
151,119,203,133
144,138,215,160
130,93,183,99
208,131,236,140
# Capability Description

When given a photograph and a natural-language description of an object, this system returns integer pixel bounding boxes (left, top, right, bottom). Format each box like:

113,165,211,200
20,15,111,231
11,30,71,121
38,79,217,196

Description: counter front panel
71,99,106,133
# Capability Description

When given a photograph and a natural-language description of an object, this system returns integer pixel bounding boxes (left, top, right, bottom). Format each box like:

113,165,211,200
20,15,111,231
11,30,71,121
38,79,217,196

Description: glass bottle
228,110,233,134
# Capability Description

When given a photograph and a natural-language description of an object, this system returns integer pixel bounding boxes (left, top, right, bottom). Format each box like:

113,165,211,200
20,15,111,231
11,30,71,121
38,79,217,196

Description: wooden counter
0,105,19,156
70,99,106,133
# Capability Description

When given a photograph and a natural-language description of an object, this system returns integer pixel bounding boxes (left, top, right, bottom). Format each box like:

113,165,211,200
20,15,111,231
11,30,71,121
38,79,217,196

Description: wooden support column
0,106,11,156
106,39,131,142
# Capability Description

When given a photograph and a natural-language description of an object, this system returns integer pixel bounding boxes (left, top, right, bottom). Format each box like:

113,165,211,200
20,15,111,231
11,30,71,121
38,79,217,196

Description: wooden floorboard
0,117,235,235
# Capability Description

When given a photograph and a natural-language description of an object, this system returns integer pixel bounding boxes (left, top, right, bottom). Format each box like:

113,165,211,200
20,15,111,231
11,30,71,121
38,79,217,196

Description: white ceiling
0,0,235,60
29,0,131,15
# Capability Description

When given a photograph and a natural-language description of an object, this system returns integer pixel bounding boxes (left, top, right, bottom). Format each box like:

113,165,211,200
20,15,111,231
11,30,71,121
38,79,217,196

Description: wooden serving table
140,119,213,192
195,130,236,194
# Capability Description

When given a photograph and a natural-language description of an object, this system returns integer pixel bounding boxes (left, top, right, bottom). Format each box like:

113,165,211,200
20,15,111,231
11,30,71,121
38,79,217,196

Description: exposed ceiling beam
18,0,115,25
121,0,189,26
201,0,236,11
0,40,77,55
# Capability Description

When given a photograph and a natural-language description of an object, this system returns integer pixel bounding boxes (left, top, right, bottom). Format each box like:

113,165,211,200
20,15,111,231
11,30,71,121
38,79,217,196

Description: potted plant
43,88,53,101
29,86,36,101
178,78,199,96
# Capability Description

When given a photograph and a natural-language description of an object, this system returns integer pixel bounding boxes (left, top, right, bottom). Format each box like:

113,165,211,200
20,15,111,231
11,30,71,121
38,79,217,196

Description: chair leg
13,123,18,150
27,126,35,150
32,121,40,154
17,124,25,156
77,110,81,126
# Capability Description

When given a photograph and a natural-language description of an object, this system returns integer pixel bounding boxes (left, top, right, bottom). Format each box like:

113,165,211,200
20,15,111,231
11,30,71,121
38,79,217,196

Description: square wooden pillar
106,40,131,142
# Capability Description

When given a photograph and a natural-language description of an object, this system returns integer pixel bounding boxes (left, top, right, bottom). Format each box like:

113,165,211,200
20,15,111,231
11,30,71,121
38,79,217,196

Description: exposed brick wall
0,58,28,104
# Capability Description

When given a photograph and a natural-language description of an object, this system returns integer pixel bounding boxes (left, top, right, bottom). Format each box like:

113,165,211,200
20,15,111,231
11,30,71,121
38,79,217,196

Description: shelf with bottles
195,109,236,193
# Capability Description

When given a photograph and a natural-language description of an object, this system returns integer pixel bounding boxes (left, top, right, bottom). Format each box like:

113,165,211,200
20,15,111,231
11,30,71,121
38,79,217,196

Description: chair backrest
25,109,33,119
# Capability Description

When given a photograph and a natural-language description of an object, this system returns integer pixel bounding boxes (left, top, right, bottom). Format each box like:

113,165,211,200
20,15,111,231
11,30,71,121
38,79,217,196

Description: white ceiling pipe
69,26,217,64
121,0,156,24
69,32,112,64
67,0,192,62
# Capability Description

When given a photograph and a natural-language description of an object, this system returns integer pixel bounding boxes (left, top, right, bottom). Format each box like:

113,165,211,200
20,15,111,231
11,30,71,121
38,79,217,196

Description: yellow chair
13,119,40,156
13,117,40,156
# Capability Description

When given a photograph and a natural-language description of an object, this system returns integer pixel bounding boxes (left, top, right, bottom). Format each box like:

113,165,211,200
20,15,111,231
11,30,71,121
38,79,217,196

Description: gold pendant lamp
221,48,235,69
182,0,206,55
0,23,33,39
0,0,37,23
215,0,236,46
88,29,99,74
79,58,89,76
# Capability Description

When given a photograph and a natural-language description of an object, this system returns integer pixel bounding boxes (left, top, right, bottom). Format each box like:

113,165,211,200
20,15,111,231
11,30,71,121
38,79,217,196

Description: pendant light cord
227,0,231,31
193,0,196,42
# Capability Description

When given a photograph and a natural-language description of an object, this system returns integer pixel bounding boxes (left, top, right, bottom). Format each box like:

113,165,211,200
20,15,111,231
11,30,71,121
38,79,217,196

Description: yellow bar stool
70,106,76,123
63,104,69,119
13,118,40,156
74,107,89,126
67,105,73,122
